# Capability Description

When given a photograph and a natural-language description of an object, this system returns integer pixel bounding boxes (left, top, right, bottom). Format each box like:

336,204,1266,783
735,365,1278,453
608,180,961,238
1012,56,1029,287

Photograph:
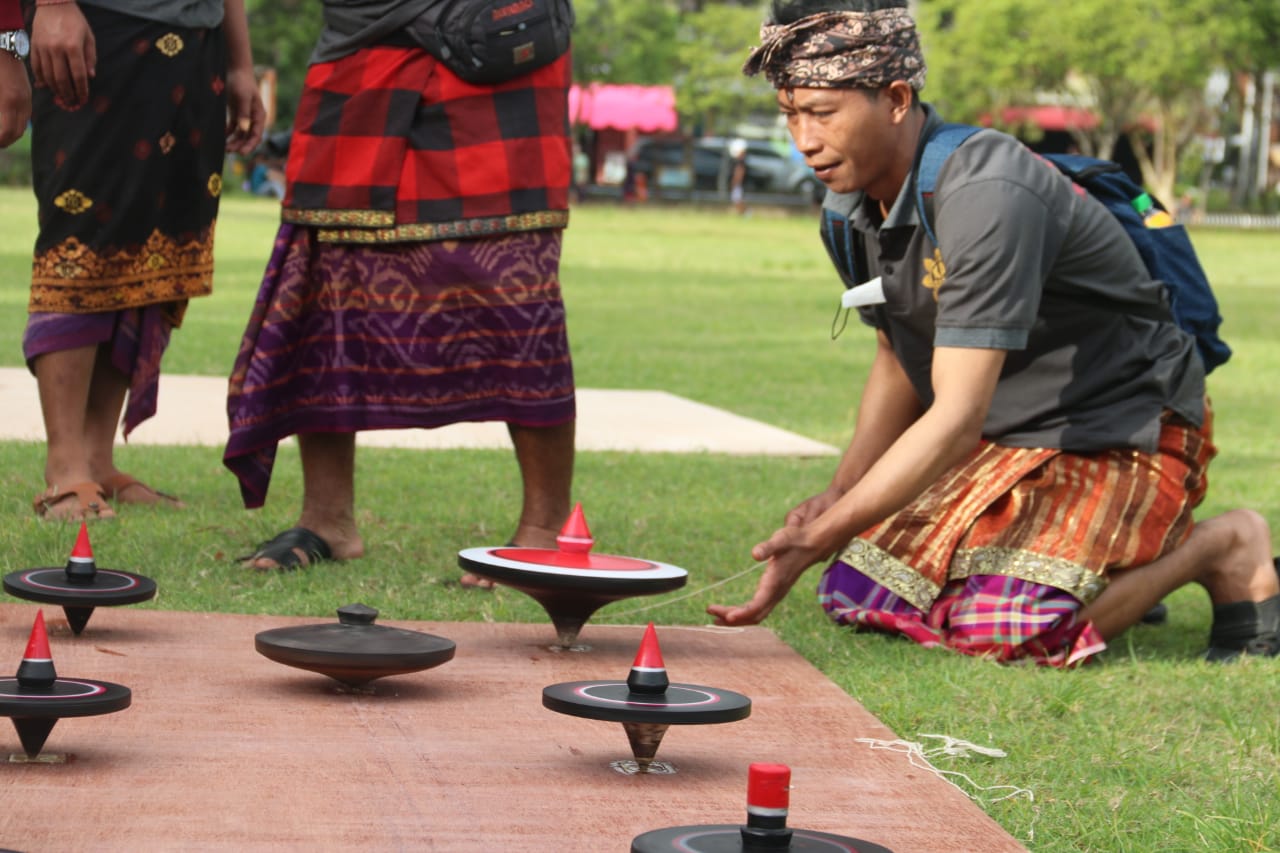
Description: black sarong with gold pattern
27,3,227,318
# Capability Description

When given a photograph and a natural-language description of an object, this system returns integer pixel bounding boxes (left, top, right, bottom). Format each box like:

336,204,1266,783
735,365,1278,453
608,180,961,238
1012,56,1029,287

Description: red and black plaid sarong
282,46,571,243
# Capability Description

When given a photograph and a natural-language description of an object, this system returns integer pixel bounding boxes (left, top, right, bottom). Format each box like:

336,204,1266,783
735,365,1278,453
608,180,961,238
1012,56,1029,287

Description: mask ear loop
831,304,850,340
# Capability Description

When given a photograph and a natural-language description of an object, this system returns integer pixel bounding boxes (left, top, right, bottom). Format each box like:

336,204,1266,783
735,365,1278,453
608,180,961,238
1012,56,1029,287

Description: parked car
702,136,824,202
627,136,822,202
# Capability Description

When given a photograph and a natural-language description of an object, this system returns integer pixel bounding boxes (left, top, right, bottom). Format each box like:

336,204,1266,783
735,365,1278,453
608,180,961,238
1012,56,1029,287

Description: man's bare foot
458,524,562,589
99,472,185,508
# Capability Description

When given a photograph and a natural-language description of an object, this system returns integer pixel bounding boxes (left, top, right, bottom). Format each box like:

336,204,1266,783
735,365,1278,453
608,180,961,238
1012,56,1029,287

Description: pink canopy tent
999,105,1099,131
569,83,678,133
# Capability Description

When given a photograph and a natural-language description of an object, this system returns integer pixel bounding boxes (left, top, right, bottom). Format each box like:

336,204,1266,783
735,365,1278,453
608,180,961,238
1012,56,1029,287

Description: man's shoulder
936,127,1046,185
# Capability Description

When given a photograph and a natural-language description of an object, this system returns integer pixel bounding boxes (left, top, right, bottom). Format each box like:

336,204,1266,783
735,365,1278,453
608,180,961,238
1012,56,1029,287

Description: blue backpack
821,123,1232,373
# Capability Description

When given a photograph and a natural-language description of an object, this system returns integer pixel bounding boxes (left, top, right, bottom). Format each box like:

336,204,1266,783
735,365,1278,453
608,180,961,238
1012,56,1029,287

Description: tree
919,0,1231,207
245,0,324,129
673,3,776,132
571,0,681,84
1218,0,1280,207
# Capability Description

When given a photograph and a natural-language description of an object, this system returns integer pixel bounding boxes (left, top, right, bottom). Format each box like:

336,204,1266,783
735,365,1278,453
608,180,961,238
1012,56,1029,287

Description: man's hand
706,525,829,626
30,4,95,109
784,485,843,528
0,53,30,146
223,66,263,155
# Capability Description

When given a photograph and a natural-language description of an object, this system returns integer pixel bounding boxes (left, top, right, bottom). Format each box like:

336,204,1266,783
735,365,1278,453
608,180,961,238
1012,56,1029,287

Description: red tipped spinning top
16,610,56,688
626,622,669,694
65,522,97,583
555,503,594,554
747,762,791,816
741,762,793,848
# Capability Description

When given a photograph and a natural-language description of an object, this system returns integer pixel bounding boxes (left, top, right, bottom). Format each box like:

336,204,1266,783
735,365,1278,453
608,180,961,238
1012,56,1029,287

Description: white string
598,561,767,620
855,734,1034,805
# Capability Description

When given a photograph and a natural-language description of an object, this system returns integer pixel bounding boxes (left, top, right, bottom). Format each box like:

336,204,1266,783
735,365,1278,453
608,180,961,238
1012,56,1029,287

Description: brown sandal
32,482,116,521
100,473,185,508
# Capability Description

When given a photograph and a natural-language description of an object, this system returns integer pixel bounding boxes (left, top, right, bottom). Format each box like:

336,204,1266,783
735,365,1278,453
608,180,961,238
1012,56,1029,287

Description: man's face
778,86,901,200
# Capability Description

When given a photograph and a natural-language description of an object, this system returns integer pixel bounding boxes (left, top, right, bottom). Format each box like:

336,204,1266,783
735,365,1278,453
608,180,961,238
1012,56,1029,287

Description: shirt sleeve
0,0,23,31
929,149,1069,351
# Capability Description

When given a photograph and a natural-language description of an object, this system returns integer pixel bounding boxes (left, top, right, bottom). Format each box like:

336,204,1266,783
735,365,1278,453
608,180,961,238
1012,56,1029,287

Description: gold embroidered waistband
282,209,570,244
836,541,1109,608
836,539,941,611
950,547,1109,604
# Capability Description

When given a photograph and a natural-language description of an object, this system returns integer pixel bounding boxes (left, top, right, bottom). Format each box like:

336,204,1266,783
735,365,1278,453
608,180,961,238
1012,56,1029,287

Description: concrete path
0,367,838,456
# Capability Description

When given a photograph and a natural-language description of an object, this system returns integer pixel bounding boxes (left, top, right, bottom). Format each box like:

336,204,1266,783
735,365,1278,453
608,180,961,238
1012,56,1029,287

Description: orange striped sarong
821,406,1215,665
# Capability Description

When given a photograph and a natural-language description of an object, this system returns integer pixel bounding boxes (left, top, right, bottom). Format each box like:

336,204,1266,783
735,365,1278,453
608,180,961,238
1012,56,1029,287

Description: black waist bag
410,0,574,84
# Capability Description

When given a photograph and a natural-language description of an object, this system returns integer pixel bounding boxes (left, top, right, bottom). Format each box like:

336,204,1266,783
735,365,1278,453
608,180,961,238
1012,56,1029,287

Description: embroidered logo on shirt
922,248,945,301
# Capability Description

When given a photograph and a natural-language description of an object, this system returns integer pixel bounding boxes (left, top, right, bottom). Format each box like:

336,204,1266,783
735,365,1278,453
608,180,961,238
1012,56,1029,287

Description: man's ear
884,80,915,123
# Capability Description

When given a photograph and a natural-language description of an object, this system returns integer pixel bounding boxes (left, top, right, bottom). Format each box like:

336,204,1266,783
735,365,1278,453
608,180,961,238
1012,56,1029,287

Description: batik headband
742,8,926,92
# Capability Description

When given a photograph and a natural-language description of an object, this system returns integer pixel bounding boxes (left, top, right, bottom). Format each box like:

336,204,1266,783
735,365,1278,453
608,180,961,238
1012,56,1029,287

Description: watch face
5,31,29,59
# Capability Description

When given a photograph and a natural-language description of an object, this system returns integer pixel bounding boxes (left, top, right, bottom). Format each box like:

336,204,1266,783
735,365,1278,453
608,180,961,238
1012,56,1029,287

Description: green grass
1,189,1278,851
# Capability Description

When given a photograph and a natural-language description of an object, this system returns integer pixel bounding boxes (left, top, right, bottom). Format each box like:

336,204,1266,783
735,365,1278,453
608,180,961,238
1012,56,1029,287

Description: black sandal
240,527,334,571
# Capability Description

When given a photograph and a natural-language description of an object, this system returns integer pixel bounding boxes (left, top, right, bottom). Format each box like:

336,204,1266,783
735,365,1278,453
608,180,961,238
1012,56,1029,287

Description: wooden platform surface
0,606,1025,852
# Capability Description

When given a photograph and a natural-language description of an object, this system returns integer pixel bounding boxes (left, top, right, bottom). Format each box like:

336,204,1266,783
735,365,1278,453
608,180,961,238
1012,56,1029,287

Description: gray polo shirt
78,0,224,29
837,105,1203,453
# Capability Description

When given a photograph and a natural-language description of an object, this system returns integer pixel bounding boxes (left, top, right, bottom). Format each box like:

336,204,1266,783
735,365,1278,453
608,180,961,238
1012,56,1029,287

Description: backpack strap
913,123,982,247
820,194,868,289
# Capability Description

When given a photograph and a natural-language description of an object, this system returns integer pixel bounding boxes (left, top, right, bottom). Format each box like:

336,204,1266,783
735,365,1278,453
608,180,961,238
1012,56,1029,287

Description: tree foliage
571,0,682,84
918,0,1256,208
240,0,1278,208
245,0,323,129
673,3,775,131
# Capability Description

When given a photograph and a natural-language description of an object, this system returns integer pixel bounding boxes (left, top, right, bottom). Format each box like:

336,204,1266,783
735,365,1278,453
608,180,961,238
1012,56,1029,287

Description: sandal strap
240,527,334,570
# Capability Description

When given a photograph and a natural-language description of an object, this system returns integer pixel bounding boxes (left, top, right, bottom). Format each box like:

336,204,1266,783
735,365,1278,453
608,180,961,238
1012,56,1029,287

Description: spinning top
457,504,688,650
0,610,131,760
254,603,457,689
631,762,896,852
542,623,750,774
3,522,157,634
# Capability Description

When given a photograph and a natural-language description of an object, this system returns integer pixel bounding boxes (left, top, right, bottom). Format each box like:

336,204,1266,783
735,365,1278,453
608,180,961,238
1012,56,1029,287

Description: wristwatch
0,30,30,61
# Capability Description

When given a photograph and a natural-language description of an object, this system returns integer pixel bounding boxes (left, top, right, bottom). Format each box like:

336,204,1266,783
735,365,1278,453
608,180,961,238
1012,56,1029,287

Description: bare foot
458,525,560,589
100,472,185,508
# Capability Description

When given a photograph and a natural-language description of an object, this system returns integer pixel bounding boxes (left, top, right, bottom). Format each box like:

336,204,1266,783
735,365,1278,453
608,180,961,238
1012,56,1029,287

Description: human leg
1080,509,1277,656
507,421,576,547
458,420,575,588
33,345,97,490
243,432,365,570
31,345,115,521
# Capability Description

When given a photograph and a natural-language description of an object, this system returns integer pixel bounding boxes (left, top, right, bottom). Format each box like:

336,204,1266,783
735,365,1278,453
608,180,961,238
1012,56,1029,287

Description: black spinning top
254,603,457,688
3,522,157,634
542,623,750,773
0,610,131,759
631,763,896,852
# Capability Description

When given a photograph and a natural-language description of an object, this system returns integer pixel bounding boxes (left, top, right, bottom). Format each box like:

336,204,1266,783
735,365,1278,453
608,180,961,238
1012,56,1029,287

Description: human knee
1207,508,1271,551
